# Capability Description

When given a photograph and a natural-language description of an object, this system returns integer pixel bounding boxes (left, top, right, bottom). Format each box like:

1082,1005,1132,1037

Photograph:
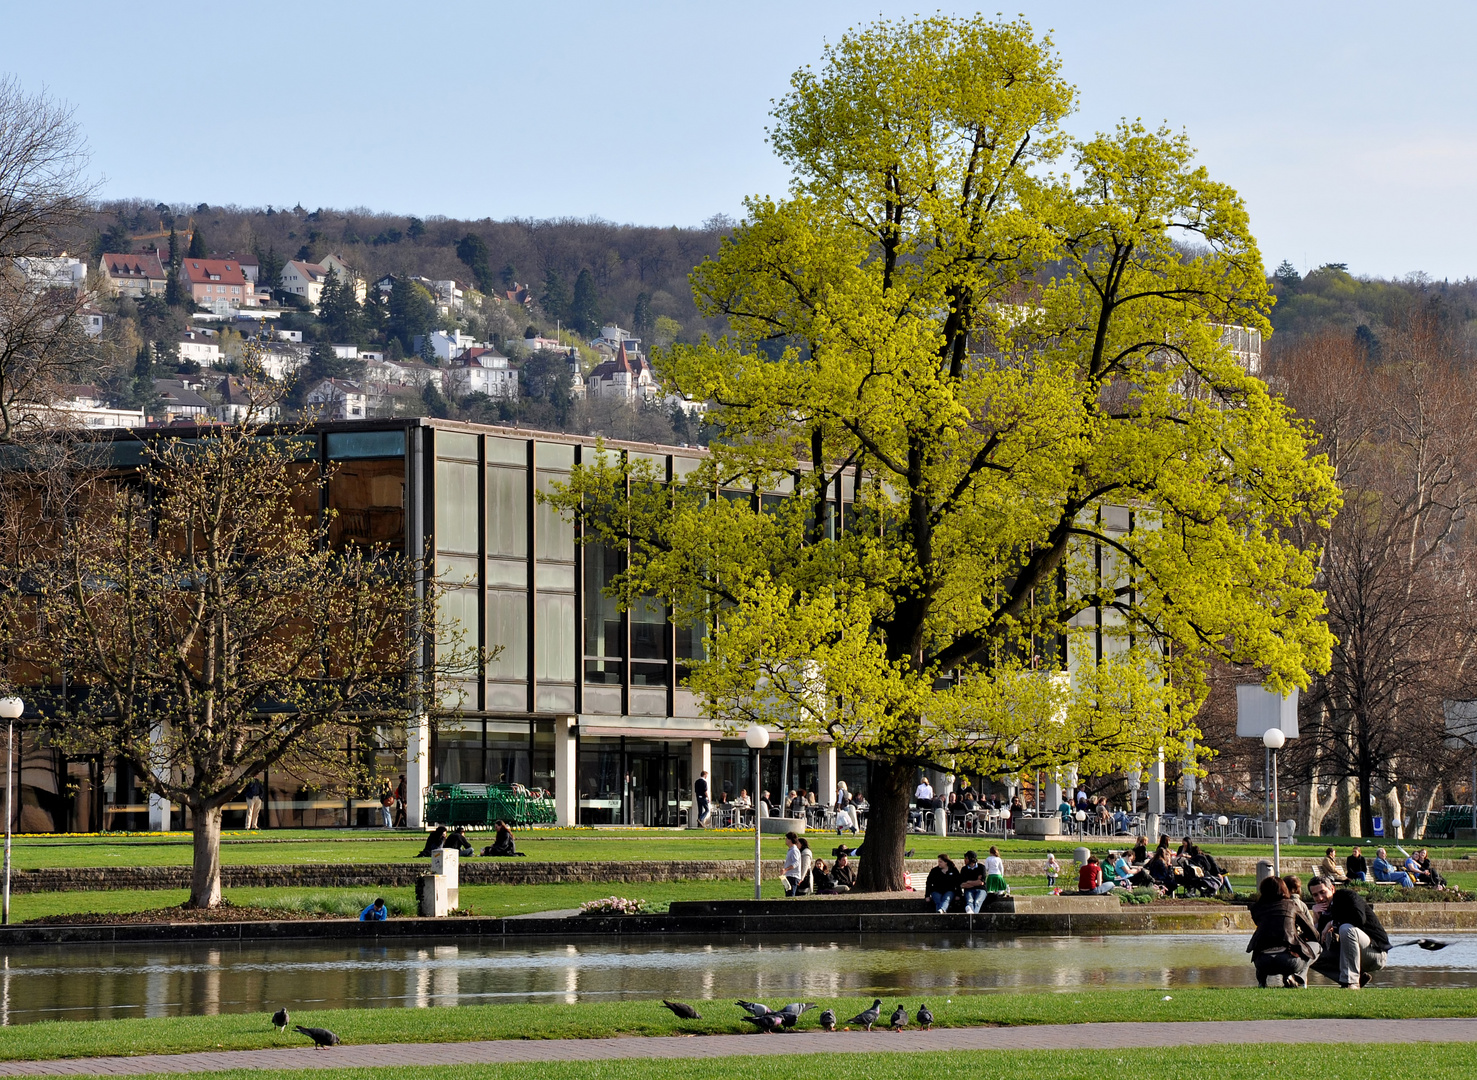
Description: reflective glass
435,459,478,553
536,593,576,683
535,471,574,561
486,591,527,681
487,466,528,557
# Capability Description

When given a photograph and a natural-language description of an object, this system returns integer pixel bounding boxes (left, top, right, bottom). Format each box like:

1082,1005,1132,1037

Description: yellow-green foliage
547,16,1337,828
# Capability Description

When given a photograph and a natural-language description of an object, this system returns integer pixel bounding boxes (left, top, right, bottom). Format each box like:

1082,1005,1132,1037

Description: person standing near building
243,777,264,830
694,770,711,828
912,775,934,830
379,781,394,828
394,774,408,828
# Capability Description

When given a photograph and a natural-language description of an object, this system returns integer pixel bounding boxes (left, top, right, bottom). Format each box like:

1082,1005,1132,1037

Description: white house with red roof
280,260,329,306
179,258,255,314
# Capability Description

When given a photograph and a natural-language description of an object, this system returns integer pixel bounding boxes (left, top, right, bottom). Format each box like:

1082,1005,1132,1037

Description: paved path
6,1019,1477,1076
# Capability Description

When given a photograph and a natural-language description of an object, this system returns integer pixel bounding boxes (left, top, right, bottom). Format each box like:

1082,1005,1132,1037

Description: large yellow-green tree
553,15,1339,890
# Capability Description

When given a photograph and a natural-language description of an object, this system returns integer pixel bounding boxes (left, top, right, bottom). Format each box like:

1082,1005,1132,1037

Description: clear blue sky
3,1,1474,279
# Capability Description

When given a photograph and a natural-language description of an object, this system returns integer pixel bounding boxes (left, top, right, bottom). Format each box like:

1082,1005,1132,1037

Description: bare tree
1273,320,1477,836
0,77,98,440
18,418,475,907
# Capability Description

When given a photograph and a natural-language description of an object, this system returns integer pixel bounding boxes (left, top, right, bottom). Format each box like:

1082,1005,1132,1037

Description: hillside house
178,330,222,367
446,348,518,400
152,379,213,422
319,253,368,302
306,378,367,420
99,251,167,298
179,259,254,315
586,341,655,404
280,260,329,306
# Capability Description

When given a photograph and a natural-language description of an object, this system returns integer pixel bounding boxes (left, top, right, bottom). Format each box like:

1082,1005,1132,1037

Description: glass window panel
584,541,623,662
486,682,527,710
486,436,527,466
327,431,404,459
536,685,575,713
676,620,707,684
536,470,574,561
435,459,478,553
536,563,575,591
673,455,705,478
631,595,668,660
437,431,478,461
437,588,478,658
486,720,531,736
486,591,527,681
536,441,576,469
329,458,404,552
536,592,576,683
486,558,527,588
486,466,528,557
437,555,478,586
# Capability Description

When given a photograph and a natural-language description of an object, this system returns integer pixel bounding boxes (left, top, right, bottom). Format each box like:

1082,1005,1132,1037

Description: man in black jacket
693,770,710,828
1307,877,1390,988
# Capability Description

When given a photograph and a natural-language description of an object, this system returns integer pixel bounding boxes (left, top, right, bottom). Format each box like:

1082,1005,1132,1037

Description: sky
3,1,1476,279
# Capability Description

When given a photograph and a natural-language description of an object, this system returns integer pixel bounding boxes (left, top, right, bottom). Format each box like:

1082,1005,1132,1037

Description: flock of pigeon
661,998,936,1033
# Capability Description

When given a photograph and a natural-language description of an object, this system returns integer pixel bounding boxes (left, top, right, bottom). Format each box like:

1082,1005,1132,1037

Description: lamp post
745,724,769,900
0,697,22,926
1074,808,1087,840
1217,814,1229,843
1263,728,1286,877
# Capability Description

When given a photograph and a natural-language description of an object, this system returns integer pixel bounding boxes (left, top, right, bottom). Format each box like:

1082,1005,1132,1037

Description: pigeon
819,1009,836,1032
742,1013,785,1033
271,1008,289,1033
736,999,772,1017
890,1005,908,1031
1389,938,1450,951
662,1000,702,1019
846,999,883,1031
778,1002,817,1028
295,1025,341,1048
916,1003,934,1030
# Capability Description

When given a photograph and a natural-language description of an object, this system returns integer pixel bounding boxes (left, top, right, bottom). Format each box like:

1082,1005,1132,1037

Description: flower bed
577,896,649,916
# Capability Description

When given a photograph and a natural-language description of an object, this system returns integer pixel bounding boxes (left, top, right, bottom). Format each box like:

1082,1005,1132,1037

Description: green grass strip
64,1043,1477,1080
6,988,1477,1062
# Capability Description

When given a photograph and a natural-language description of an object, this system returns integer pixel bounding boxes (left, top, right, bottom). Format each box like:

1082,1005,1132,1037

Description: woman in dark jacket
482,820,525,857
924,855,959,913
1247,876,1320,987
416,826,447,857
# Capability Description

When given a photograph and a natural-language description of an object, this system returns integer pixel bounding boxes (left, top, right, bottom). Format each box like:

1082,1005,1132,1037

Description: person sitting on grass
813,858,847,894
482,820,525,857
416,826,447,857
1307,876,1390,988
359,897,389,922
1371,848,1413,888
1078,854,1116,895
1110,851,1133,888
831,851,857,891
1144,849,1175,895
442,826,474,858
1246,876,1318,988
925,854,959,913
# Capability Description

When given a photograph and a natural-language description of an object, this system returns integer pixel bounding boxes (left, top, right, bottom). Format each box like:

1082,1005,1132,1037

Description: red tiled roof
179,259,247,286
102,252,165,279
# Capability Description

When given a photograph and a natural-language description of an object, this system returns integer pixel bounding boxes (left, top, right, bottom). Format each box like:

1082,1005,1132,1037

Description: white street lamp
1217,814,1229,841
0,697,23,927
1263,728,1286,877
1074,807,1087,840
744,724,770,900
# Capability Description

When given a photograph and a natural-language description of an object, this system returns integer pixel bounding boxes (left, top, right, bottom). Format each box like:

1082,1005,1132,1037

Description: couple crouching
1247,874,1389,989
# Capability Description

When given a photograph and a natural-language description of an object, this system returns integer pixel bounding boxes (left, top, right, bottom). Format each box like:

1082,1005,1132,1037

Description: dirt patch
23,901,342,926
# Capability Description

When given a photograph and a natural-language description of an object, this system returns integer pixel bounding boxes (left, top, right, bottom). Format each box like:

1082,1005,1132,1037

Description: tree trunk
189,804,223,908
856,760,913,893
1339,775,1360,837
1298,777,1335,837
1385,785,1404,841
1358,766,1374,838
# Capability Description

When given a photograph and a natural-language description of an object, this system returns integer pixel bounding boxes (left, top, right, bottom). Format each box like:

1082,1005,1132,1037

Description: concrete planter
759,817,806,835
1014,817,1063,839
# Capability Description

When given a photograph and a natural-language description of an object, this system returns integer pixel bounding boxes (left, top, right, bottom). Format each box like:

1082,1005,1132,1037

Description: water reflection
1,932,1474,1025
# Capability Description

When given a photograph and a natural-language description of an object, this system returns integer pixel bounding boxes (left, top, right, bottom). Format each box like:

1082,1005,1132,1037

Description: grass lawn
4,989,1477,1062
15,828,1475,870
96,1047,1477,1080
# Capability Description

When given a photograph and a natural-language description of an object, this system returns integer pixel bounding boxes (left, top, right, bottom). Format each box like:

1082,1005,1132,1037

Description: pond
4,932,1475,1025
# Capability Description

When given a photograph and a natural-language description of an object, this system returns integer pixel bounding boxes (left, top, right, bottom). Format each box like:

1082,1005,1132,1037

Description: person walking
243,777,264,830
1044,852,1060,890
694,770,711,828
1307,876,1390,988
379,781,394,828
783,832,803,897
393,775,408,828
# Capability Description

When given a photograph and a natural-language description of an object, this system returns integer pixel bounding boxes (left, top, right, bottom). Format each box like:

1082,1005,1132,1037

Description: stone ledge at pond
1,896,1473,947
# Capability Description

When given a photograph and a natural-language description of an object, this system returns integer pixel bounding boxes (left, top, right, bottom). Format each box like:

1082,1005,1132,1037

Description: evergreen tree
1273,259,1301,293
499,263,516,288
188,228,206,258
255,244,285,299
420,380,451,418
571,268,600,336
165,227,185,307
318,268,361,342
540,269,570,323
388,278,437,353
455,233,493,294
633,291,653,338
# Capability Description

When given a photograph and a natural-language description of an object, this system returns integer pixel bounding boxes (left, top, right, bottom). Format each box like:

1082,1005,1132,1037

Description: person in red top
1078,855,1101,893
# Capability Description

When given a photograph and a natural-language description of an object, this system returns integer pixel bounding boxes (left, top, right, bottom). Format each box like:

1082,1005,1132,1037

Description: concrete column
1065,764,1079,804
554,715,578,827
406,712,431,829
817,743,838,806
933,773,954,837
689,738,712,827
148,792,171,832
1046,771,1063,812
1146,748,1166,842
